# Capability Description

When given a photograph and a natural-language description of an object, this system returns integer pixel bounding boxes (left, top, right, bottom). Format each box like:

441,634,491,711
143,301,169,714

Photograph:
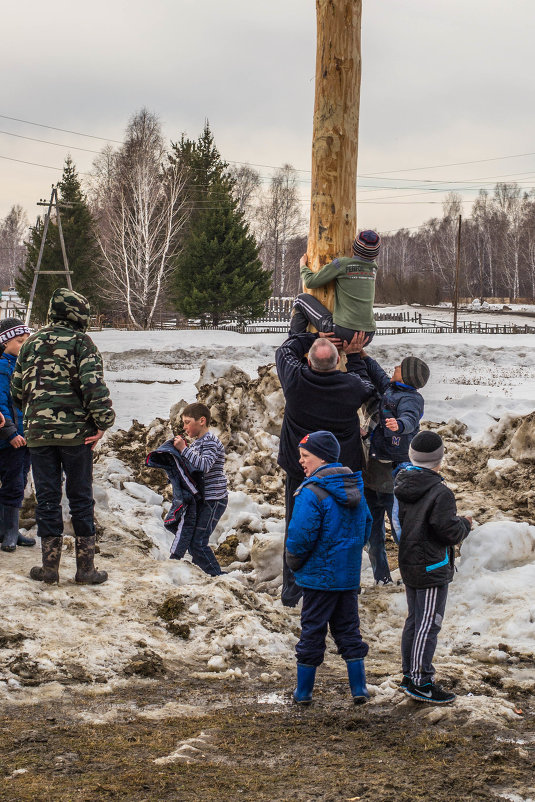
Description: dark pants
364,487,395,583
171,497,226,577
296,588,369,667
30,444,95,539
283,474,303,607
291,293,375,345
401,584,449,685
0,446,31,508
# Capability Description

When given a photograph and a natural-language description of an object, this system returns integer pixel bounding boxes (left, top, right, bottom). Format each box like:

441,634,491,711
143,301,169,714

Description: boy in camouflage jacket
11,288,115,585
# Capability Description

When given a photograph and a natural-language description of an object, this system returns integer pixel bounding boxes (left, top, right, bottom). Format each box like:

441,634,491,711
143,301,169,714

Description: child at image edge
394,431,472,704
172,402,227,576
0,318,34,552
286,430,372,705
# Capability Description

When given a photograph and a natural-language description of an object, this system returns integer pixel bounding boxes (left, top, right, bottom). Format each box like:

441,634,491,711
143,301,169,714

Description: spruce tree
17,156,101,322
171,123,271,324
173,177,271,325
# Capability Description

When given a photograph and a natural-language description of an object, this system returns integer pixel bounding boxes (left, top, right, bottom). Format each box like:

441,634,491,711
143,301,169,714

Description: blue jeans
171,497,226,576
296,589,368,667
392,461,411,542
283,474,303,607
364,487,395,583
0,445,31,508
30,444,95,539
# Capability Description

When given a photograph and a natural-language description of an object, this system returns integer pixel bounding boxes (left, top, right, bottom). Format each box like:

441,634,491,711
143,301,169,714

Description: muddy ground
0,671,533,802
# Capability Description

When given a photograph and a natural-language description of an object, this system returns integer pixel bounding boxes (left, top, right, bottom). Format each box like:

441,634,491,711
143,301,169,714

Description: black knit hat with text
401,356,430,389
0,317,30,346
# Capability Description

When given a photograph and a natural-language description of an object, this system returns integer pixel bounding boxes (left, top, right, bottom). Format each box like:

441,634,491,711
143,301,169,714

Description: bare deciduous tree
0,205,28,288
258,164,305,296
92,110,189,329
229,164,261,223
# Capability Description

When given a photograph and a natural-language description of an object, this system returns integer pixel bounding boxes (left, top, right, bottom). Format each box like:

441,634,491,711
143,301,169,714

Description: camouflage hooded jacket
11,288,115,447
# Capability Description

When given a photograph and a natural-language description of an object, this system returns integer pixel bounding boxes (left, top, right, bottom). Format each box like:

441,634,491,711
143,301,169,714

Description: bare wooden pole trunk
306,0,362,312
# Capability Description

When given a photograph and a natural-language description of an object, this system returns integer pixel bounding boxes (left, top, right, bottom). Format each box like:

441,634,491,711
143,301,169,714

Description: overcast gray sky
2,0,534,233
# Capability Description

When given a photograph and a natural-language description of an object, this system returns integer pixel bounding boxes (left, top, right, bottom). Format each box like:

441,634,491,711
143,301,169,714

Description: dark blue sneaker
398,675,411,691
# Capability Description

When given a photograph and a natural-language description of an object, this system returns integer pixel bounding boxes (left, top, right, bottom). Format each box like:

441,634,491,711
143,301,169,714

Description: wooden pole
306,0,362,312
453,214,462,333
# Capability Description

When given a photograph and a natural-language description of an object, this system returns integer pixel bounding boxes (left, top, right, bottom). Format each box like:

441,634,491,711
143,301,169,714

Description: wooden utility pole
452,214,462,333
25,185,73,326
306,0,362,312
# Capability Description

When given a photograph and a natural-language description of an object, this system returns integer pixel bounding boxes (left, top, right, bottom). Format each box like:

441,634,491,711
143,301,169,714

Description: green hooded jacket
11,288,115,447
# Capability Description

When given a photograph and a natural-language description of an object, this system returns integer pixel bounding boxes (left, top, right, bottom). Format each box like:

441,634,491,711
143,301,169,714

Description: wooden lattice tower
25,185,73,326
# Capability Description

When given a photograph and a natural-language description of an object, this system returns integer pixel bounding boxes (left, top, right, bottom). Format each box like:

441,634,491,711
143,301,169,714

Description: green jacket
300,256,377,331
11,288,115,447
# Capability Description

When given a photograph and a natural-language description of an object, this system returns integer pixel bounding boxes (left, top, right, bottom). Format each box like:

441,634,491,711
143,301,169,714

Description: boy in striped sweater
172,402,227,576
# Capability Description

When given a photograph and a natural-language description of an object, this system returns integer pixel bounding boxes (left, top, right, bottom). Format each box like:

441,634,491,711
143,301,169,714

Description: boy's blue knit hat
299,431,340,463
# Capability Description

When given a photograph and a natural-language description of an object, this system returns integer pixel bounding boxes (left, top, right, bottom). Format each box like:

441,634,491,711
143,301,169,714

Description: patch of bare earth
0,674,533,802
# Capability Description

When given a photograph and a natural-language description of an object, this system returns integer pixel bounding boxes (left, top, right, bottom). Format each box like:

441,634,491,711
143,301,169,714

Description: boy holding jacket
286,431,372,706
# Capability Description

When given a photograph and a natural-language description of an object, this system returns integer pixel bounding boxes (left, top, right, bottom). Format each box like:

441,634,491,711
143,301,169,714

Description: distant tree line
377,187,535,305
7,108,535,327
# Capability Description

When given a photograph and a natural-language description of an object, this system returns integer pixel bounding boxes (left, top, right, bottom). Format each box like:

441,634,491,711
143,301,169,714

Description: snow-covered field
2,318,535,743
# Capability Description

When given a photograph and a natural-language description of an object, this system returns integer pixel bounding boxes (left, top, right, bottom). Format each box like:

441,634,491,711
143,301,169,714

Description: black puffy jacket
394,466,471,588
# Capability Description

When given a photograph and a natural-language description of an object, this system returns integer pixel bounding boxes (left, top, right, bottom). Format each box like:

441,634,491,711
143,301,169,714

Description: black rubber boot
74,536,108,585
1,506,21,552
30,537,63,584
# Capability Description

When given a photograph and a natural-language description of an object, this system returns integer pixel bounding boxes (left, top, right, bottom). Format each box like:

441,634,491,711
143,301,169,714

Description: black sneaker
405,681,456,704
375,577,393,586
398,675,411,691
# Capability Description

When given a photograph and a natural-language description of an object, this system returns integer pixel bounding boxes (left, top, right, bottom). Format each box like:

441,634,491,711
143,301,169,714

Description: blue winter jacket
0,352,23,448
364,356,424,464
286,464,372,591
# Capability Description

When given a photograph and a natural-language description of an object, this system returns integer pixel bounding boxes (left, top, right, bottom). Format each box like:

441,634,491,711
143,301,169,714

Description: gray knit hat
409,431,444,467
401,356,430,389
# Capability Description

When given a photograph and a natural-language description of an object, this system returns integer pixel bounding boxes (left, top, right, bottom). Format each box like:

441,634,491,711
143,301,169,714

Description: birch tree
93,110,189,329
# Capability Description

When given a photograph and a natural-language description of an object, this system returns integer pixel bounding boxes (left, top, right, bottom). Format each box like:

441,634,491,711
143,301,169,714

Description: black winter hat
0,317,30,346
409,431,444,467
401,356,430,389
299,430,340,464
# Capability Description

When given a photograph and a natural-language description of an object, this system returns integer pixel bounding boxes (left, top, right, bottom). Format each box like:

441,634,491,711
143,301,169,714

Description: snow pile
0,447,296,703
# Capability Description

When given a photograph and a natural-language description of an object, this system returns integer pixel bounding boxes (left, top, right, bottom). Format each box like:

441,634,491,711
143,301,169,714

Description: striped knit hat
353,230,380,261
0,317,30,346
401,356,430,389
409,431,444,468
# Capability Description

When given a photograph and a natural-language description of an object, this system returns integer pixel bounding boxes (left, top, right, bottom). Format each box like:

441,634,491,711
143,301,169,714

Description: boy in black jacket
394,431,472,704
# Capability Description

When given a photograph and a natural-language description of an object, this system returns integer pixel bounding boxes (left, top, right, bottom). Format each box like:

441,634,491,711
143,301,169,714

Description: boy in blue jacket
286,431,372,705
0,318,34,552
360,348,430,574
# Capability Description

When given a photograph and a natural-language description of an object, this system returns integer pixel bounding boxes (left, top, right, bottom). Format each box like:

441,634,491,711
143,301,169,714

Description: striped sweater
181,431,227,500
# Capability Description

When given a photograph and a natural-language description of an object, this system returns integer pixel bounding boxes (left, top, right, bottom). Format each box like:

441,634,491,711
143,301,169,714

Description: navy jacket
0,352,23,448
286,464,372,591
276,333,374,480
394,466,471,588
364,356,424,464
146,440,204,533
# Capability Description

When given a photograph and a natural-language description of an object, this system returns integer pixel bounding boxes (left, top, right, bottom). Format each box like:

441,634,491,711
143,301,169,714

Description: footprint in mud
154,728,219,765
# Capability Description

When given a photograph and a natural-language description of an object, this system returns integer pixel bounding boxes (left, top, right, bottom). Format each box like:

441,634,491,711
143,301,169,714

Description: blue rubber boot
293,663,316,705
346,658,370,705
